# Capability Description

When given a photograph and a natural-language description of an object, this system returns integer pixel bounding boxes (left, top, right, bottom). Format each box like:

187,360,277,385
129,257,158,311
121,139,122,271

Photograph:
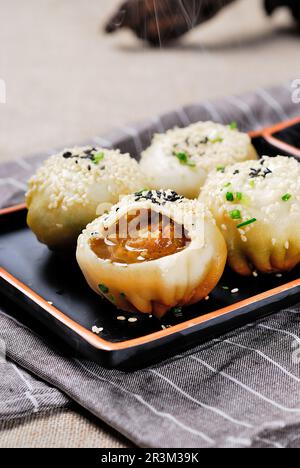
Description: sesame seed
117,316,126,321
26,147,147,214
231,288,239,294
134,189,184,205
128,317,138,323
92,326,104,335
140,122,252,188
201,156,300,278
252,271,258,277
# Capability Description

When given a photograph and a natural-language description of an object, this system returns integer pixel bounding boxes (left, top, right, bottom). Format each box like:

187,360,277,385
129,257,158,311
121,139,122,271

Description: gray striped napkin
1,82,300,448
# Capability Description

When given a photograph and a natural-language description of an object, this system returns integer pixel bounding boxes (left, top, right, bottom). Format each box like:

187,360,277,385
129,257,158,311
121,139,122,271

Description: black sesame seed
81,154,94,161
133,189,183,205
63,151,72,158
249,166,272,179
249,168,261,178
263,168,272,176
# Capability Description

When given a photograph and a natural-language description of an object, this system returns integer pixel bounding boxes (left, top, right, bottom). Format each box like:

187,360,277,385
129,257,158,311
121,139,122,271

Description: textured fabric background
0,409,130,448
1,83,300,448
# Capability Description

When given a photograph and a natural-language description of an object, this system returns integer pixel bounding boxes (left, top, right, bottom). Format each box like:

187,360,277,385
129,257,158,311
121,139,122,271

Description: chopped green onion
226,192,234,202
174,152,196,167
229,121,238,130
222,286,229,290
217,166,225,173
225,191,243,202
135,188,149,196
98,284,109,294
224,182,231,188
282,193,292,202
209,136,223,144
237,218,257,229
108,294,115,302
249,180,255,188
230,209,242,220
92,152,105,164
171,307,183,317
120,292,126,299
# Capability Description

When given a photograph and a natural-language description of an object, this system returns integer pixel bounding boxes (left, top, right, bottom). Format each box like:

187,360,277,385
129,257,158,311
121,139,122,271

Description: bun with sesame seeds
200,156,300,276
139,121,258,199
76,189,227,319
26,146,147,250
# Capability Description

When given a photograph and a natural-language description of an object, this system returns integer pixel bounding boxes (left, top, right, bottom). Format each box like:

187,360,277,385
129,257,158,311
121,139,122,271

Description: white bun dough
140,121,258,199
26,146,147,249
200,156,300,276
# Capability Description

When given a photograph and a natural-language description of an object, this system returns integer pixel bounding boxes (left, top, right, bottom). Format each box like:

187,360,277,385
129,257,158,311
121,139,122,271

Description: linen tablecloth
1,83,300,448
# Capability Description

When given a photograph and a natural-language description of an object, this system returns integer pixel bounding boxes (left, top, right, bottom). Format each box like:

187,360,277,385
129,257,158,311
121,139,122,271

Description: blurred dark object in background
105,0,236,46
105,0,300,46
264,0,300,24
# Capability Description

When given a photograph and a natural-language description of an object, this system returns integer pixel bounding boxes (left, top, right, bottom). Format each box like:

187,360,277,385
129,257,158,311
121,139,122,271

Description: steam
152,0,162,48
